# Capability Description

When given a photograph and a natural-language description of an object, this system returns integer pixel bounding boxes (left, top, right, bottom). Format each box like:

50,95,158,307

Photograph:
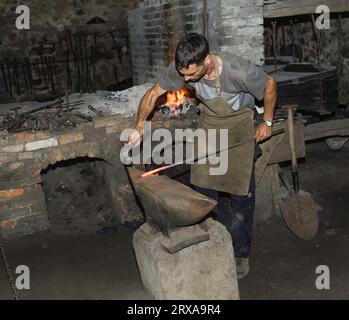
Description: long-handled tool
140,127,285,177
280,105,320,240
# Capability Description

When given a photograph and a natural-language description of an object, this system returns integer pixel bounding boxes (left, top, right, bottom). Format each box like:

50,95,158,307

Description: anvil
127,167,217,253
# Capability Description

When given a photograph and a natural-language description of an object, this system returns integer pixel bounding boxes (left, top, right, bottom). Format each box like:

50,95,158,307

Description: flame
165,87,191,107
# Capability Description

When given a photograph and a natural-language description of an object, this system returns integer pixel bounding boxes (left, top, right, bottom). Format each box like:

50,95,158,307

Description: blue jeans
194,145,261,258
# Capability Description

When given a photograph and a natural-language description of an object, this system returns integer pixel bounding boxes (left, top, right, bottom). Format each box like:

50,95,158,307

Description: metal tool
141,128,285,177
280,105,320,240
127,167,216,253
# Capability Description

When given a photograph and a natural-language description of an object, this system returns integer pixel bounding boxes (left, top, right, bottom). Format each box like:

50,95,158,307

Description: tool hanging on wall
271,20,278,70
0,30,99,101
337,14,343,80
281,22,286,54
13,57,20,95
0,60,9,93
311,14,321,64
203,0,208,39
6,58,13,97
21,61,29,94
25,57,33,94
289,19,296,60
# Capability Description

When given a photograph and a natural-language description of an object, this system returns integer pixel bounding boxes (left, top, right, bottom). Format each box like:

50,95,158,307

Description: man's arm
135,81,167,132
255,74,277,143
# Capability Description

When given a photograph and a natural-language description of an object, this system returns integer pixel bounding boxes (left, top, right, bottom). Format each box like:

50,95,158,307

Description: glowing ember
141,163,181,177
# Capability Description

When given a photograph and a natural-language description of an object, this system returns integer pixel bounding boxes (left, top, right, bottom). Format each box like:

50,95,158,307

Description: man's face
178,62,208,82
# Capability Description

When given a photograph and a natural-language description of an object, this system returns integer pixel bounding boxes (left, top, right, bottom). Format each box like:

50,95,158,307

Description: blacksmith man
129,33,277,279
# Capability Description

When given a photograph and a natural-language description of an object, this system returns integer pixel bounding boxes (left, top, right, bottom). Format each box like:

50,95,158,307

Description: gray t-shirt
159,52,267,110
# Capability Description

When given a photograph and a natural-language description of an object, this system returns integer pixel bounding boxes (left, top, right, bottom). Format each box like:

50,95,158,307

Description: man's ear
204,54,211,67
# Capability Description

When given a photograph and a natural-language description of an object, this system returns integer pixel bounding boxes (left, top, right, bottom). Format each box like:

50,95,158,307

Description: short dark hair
175,33,209,70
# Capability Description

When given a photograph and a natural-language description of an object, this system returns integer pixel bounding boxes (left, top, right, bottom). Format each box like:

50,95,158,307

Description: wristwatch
263,119,273,127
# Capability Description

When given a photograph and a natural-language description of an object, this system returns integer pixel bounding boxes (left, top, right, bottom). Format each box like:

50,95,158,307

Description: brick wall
219,0,264,63
128,0,264,85
0,113,193,238
0,114,137,238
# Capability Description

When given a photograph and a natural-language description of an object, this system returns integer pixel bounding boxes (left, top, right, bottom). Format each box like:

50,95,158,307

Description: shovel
280,105,321,240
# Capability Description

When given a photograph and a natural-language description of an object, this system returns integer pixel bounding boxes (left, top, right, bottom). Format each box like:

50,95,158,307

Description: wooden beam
304,118,349,141
264,0,349,18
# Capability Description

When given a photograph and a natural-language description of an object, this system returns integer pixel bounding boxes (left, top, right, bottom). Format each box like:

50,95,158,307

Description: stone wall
128,0,265,85
0,0,142,103
264,14,349,106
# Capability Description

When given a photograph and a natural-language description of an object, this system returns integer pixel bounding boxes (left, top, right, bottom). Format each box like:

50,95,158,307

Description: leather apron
190,55,255,196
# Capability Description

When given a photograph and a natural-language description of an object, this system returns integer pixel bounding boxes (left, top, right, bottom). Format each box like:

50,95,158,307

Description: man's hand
254,122,272,143
128,129,142,145
256,74,277,143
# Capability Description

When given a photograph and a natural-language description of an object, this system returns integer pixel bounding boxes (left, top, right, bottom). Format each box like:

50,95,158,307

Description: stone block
9,161,24,171
15,132,51,143
0,176,42,190
73,143,90,157
93,114,124,128
1,144,24,153
0,188,25,202
25,138,58,151
87,143,99,158
0,154,17,164
0,184,45,209
0,184,49,238
0,212,49,239
60,145,76,160
17,152,34,160
133,220,239,300
0,134,11,146
0,206,31,221
58,132,84,145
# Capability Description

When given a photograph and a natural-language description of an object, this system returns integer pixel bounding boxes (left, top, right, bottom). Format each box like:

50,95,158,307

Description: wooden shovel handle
287,106,299,192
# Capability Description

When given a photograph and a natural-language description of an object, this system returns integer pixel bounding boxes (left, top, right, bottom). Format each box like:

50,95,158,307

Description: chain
0,241,19,300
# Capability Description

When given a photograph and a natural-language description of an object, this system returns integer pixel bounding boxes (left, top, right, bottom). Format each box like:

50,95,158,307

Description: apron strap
211,54,221,96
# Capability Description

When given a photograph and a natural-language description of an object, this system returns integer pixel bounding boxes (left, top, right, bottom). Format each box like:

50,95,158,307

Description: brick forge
0,113,193,239
0,114,128,238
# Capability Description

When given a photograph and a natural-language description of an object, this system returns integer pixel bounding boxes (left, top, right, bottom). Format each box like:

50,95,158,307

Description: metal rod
1,61,9,93
141,128,285,177
7,60,13,97
271,21,278,71
21,61,29,94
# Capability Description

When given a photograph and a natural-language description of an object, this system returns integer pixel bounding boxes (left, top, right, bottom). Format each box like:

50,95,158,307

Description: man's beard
187,64,208,82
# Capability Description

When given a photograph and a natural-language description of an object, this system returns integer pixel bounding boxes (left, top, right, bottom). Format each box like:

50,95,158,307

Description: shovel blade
280,190,320,240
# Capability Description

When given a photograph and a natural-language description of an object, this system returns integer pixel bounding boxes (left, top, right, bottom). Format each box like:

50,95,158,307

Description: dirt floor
0,139,348,300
